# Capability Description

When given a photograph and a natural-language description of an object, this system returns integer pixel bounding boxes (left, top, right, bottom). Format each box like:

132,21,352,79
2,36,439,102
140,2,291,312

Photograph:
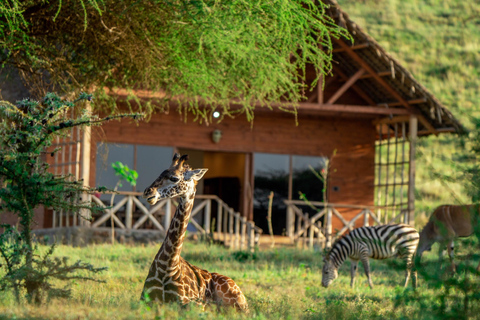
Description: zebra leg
400,249,417,288
360,255,374,289
404,257,417,288
403,268,411,288
350,260,359,288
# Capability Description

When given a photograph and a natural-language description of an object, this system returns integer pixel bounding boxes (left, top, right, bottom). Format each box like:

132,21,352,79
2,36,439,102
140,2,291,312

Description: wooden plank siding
91,107,377,231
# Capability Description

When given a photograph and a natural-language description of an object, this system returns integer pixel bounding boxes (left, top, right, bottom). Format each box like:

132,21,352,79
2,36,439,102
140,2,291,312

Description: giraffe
140,153,249,312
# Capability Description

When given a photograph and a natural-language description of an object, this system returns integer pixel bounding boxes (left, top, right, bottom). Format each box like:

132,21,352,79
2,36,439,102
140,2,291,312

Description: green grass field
1,240,479,320
1,1,479,319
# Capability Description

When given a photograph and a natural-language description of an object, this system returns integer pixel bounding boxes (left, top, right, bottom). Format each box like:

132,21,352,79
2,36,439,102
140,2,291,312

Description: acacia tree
0,92,142,303
0,0,350,120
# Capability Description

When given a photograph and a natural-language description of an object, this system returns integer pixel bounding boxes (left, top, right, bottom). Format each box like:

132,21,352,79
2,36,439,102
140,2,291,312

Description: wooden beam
332,43,369,52
332,66,376,106
327,68,365,104
334,38,437,135
257,101,411,115
317,75,324,104
359,70,391,79
297,103,412,115
373,115,411,125
378,98,427,107
418,127,456,135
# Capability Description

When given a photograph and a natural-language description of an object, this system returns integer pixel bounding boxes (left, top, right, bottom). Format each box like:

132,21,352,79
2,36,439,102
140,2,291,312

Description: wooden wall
92,108,377,231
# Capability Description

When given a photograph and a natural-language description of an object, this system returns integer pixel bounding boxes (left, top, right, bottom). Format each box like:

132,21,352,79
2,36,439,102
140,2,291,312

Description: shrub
0,92,142,303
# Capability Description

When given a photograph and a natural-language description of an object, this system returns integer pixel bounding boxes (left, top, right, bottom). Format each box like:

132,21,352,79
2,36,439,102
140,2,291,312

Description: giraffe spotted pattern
140,153,248,312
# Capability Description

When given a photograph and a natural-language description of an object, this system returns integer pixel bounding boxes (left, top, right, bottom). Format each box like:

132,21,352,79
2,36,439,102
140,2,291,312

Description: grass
1,239,479,319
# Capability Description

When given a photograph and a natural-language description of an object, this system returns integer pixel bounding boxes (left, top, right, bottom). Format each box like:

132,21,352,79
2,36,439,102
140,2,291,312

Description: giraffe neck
156,188,196,268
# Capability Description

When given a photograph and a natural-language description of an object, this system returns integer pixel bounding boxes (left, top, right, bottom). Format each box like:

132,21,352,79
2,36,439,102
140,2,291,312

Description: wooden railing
52,192,262,251
284,200,407,249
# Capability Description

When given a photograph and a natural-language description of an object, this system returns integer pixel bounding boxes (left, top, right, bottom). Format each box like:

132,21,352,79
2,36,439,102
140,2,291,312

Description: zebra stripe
322,224,419,289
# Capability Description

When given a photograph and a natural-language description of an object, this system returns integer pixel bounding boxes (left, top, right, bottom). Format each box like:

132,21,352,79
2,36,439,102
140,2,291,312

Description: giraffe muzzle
147,196,158,205
146,193,161,205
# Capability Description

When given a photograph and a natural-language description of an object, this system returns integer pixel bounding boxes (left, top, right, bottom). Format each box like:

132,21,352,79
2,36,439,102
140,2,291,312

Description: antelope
416,205,480,272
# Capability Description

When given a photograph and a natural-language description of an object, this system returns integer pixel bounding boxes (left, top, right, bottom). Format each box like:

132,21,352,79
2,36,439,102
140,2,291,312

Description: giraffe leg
350,260,359,288
209,273,249,313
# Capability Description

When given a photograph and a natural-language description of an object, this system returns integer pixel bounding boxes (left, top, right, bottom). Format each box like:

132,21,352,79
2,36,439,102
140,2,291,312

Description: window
136,145,174,193
253,153,327,235
253,153,289,235
96,143,134,201
292,155,326,203
95,143,173,203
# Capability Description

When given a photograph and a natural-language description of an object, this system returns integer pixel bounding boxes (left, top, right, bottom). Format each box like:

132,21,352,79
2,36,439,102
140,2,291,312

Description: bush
0,92,142,303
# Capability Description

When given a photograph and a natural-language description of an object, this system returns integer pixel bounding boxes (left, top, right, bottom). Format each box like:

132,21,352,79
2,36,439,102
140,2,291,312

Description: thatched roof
317,0,465,135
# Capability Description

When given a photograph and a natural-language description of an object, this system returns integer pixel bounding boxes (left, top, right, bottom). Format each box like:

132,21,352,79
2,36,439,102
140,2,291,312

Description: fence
284,199,408,249
52,192,262,251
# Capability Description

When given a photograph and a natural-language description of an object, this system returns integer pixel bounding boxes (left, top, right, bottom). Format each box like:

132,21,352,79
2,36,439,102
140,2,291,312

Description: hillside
336,0,480,223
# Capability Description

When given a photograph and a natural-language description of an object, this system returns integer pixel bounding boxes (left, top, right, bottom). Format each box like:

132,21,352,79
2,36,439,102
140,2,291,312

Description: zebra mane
326,233,350,261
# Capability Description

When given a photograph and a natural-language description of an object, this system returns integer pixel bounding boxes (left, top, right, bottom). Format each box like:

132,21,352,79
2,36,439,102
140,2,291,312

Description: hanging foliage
0,0,350,121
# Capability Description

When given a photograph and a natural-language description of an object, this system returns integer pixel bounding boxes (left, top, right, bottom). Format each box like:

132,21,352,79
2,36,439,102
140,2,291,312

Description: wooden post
296,210,302,238
80,102,92,227
317,59,324,105
309,217,314,249
223,206,228,244
229,209,234,249
234,213,240,250
126,196,133,229
326,208,333,248
241,217,247,250
376,124,383,222
204,200,211,236
217,201,222,242
303,213,308,249
384,125,391,223
407,116,418,225
247,222,255,253
286,204,294,239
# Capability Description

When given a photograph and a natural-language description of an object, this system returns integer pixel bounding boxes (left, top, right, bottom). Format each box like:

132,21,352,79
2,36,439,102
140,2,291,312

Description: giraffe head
142,153,208,205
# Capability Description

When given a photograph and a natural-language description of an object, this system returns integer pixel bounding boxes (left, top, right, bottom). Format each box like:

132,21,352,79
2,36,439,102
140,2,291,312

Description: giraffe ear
184,168,208,181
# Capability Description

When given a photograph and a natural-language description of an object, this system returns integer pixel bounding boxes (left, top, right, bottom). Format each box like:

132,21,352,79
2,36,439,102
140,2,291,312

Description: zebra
321,224,419,289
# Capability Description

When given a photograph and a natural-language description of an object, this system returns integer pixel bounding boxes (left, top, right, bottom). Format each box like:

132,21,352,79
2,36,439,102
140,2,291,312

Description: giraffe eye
170,176,179,182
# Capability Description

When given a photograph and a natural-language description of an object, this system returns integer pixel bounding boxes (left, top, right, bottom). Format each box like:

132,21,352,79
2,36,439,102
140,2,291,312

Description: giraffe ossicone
140,153,249,312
